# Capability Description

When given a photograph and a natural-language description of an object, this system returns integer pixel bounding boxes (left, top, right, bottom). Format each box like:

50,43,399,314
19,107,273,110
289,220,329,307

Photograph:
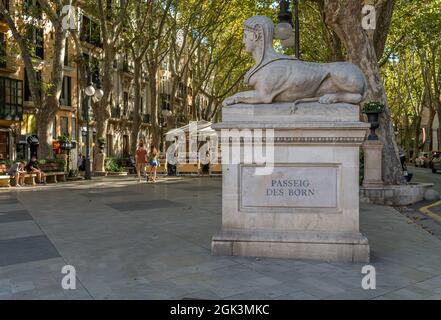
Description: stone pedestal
362,141,383,187
211,102,371,263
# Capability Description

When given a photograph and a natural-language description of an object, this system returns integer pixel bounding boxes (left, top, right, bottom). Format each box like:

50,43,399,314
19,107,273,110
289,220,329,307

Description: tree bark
413,116,421,162
323,0,404,185
92,0,125,165
437,108,441,151
130,58,142,155
427,107,435,151
36,111,55,159
147,64,161,144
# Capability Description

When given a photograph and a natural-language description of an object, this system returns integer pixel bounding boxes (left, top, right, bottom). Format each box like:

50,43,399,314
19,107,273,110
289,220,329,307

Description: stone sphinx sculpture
223,15,367,107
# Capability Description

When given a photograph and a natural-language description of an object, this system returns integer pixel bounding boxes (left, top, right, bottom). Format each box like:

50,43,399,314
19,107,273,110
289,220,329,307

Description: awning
27,135,39,145
165,120,216,137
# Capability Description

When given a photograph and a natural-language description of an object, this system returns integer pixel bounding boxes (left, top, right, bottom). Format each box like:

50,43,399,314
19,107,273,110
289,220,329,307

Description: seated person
25,156,46,184
8,162,25,187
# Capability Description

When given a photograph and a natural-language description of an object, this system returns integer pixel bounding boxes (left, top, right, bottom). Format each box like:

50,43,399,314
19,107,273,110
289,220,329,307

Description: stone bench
44,172,66,183
39,162,66,183
209,163,222,176
0,164,38,186
23,173,37,185
176,163,200,176
155,163,168,175
0,175,10,187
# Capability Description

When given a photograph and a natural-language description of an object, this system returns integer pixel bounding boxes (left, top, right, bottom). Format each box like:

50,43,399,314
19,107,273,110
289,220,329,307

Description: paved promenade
0,177,440,299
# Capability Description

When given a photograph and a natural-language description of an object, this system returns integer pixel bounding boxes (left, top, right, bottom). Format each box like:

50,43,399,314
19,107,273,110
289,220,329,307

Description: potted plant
58,134,73,150
362,101,385,140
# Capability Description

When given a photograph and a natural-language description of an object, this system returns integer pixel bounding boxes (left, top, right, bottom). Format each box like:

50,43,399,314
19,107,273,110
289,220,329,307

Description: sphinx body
223,16,367,107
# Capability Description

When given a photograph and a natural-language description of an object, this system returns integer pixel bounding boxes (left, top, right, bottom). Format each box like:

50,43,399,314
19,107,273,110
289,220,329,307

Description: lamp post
84,73,104,180
161,107,172,150
275,0,300,59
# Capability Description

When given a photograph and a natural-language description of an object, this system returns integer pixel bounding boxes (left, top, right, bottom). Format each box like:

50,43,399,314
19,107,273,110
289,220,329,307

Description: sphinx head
243,16,275,55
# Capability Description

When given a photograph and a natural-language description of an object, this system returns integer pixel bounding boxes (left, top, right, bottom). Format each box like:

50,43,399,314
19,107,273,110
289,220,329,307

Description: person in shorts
8,162,25,187
148,144,159,183
135,139,148,183
25,156,45,184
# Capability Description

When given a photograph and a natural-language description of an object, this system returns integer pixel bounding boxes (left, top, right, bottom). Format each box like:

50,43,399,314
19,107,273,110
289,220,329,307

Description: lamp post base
85,158,92,180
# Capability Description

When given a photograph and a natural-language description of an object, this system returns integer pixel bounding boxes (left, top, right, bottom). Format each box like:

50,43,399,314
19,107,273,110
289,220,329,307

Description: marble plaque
241,166,338,208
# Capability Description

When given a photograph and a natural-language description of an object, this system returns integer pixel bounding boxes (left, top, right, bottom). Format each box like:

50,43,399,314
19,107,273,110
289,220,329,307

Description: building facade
1,0,205,168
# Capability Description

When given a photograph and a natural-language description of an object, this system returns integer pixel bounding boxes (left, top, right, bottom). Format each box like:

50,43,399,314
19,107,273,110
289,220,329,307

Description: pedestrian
25,156,46,184
135,139,148,183
78,154,85,171
8,161,25,187
148,143,159,183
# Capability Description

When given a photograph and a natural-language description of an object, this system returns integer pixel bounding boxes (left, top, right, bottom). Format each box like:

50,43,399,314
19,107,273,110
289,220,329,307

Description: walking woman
148,143,159,183
135,139,148,182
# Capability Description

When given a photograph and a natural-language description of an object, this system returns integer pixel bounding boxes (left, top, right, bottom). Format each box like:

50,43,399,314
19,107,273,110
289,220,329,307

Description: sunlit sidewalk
0,177,440,300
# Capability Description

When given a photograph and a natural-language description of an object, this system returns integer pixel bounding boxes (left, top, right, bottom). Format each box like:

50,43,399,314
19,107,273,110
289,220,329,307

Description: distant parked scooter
400,151,413,182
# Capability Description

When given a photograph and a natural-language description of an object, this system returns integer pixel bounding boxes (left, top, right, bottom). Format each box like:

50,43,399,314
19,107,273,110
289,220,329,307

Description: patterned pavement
0,176,440,300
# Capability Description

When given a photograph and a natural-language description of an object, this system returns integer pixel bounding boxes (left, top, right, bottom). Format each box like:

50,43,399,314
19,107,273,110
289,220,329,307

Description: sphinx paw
223,97,236,106
319,94,338,104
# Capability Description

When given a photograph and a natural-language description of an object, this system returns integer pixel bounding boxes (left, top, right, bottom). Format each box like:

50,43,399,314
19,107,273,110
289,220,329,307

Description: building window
178,82,187,99
60,116,69,136
83,53,100,81
64,38,69,66
52,116,57,139
123,135,129,158
0,33,6,68
80,15,102,48
123,92,128,116
161,93,171,110
24,69,41,102
60,76,72,106
26,26,44,60
0,77,23,121
23,0,42,19
71,117,77,140
123,51,133,73
107,134,113,157
35,27,44,60
0,131,9,160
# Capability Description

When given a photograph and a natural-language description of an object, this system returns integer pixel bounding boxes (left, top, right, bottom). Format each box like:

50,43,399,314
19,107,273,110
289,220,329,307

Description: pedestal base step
212,229,370,263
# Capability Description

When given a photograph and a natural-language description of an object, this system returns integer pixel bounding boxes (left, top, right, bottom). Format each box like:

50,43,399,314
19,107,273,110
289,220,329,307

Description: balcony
0,77,24,121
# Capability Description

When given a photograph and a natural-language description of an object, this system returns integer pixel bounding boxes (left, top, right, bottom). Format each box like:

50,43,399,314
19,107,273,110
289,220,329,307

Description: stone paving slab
0,177,440,300
0,210,33,224
0,220,43,241
106,199,185,212
0,235,61,267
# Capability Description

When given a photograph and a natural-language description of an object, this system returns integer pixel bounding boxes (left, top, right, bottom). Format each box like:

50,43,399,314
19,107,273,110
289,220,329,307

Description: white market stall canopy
164,120,216,138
